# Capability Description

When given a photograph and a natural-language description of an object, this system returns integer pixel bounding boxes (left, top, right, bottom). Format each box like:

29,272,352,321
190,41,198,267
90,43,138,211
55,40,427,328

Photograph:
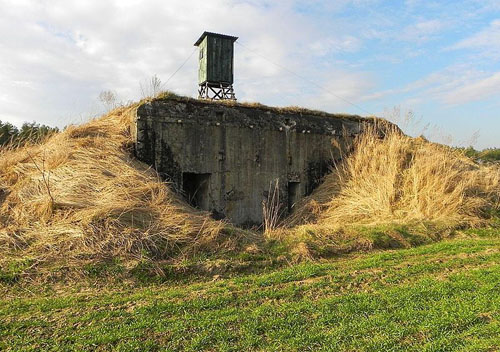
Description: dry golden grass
1,94,498,273
279,123,500,251
0,104,236,268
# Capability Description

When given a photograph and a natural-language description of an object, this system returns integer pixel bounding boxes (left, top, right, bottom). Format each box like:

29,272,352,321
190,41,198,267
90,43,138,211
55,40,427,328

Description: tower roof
194,31,238,46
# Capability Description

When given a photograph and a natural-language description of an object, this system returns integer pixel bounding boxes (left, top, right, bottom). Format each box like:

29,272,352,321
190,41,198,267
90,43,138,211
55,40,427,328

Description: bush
464,146,500,162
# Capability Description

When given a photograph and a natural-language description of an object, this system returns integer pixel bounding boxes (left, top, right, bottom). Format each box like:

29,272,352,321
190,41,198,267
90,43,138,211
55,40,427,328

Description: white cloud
1,0,498,149
361,61,500,108
441,71,500,104
399,19,446,42
293,71,375,113
401,66,500,106
0,0,369,127
308,35,362,55
448,19,500,58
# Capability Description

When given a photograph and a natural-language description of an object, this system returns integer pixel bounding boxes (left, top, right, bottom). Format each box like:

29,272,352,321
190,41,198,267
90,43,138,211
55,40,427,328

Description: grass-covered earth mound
279,124,500,259
0,96,499,281
0,102,250,280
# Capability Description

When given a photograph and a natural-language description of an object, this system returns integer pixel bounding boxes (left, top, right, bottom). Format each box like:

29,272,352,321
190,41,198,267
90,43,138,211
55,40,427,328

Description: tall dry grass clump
262,179,283,234
289,124,500,230
0,104,232,268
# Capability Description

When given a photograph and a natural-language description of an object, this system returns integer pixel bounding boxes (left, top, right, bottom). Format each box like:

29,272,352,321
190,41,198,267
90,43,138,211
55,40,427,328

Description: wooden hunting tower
194,31,238,100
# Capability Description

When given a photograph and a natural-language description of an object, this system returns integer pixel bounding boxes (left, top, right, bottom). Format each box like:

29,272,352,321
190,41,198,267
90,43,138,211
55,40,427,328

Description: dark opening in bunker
183,173,211,210
288,181,300,212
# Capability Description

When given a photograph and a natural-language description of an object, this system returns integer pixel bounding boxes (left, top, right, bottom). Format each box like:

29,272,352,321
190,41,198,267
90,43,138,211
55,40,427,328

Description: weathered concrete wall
134,97,368,226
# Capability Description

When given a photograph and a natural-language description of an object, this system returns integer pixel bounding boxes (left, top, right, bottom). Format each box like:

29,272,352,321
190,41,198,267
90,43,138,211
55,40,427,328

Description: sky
0,0,499,149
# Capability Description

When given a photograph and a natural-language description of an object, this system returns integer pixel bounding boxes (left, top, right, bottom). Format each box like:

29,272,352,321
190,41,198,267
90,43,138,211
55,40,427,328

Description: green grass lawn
1,231,499,351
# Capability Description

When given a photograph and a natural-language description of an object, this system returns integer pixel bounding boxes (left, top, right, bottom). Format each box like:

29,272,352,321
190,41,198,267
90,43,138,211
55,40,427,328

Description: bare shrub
26,149,54,215
98,90,118,111
140,75,162,99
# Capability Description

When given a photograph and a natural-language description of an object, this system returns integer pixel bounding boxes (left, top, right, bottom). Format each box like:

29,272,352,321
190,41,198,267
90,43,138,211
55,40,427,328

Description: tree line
462,146,500,162
0,120,59,147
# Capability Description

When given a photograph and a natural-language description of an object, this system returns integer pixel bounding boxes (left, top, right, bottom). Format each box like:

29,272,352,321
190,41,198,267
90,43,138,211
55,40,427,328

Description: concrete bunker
134,96,372,226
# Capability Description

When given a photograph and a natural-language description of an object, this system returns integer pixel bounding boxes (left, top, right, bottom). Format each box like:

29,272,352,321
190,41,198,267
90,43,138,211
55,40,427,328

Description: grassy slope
1,230,499,352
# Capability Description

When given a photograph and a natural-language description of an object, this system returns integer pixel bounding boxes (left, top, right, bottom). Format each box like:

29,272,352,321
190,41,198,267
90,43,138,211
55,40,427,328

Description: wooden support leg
198,84,236,101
